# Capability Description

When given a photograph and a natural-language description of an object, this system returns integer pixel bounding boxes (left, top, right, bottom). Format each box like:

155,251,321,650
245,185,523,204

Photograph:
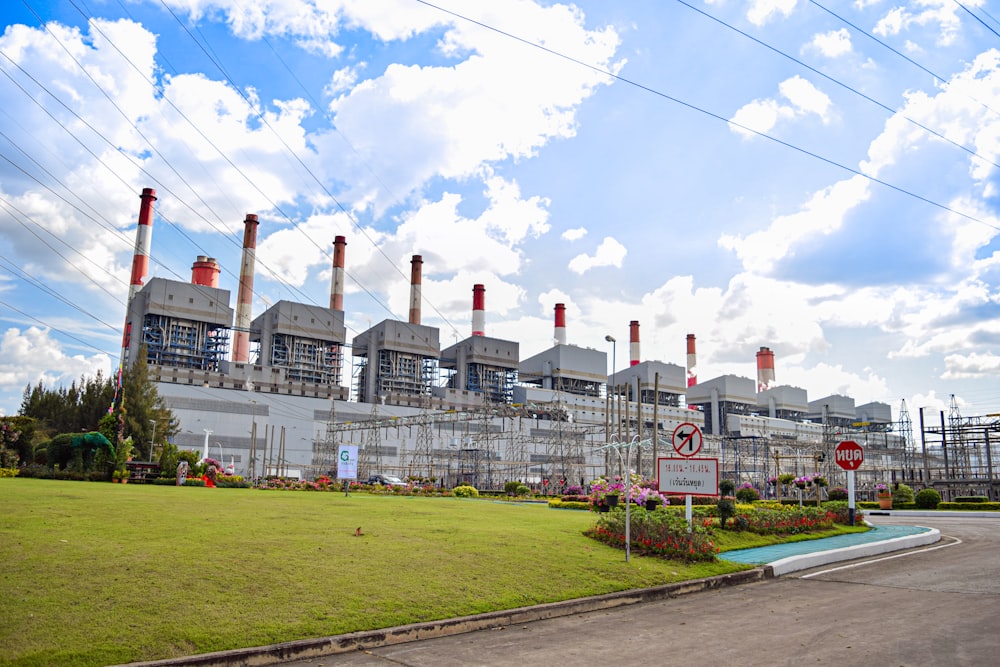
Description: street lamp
605,335,617,475
148,419,156,462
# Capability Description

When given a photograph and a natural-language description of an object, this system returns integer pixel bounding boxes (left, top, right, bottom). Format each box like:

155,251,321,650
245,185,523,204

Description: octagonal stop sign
835,440,864,471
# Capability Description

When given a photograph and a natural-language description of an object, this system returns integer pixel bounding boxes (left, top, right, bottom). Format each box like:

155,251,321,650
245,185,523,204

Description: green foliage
939,501,1000,511
891,483,914,506
953,496,988,503
453,484,480,498
504,480,521,495
735,486,759,503
515,484,532,496
827,487,848,501
589,506,718,561
914,488,941,509
778,473,796,485
716,497,736,528
821,501,864,525
156,442,180,477
719,479,736,495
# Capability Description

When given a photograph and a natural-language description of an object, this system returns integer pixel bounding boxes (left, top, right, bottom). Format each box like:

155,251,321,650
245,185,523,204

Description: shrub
719,479,736,496
914,488,941,509
515,484,531,497
892,483,914,506
735,485,759,503
827,487,848,501
587,507,718,561
453,484,479,498
953,496,988,503
822,500,864,525
503,481,521,495
716,497,736,528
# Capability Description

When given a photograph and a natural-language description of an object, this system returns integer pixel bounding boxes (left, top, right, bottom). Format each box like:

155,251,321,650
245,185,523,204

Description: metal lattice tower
504,416,530,484
409,408,434,480
359,401,381,480
949,394,972,478
897,399,914,475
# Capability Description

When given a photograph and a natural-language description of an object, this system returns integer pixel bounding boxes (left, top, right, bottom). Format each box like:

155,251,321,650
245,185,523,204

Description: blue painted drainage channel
721,524,935,569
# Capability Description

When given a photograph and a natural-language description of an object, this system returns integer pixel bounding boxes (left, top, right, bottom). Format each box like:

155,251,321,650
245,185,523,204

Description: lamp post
605,335,616,475
601,435,644,562
148,419,156,462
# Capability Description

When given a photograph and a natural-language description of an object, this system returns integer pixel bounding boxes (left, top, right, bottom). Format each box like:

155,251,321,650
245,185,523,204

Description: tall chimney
554,303,567,345
128,187,157,305
408,255,423,325
686,333,697,387
233,214,259,363
756,346,775,393
472,284,485,336
191,256,220,287
329,235,347,311
629,320,640,366
121,187,157,365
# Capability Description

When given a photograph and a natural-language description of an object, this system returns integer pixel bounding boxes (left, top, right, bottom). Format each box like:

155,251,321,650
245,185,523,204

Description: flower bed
586,507,718,562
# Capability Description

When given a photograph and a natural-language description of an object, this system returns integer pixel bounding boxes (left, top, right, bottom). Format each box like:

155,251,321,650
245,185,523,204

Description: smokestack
191,256,220,287
756,346,775,393
329,235,346,311
686,334,697,387
408,255,423,325
128,187,157,304
554,303,567,345
629,320,640,366
472,284,485,336
121,187,157,365
233,214,259,363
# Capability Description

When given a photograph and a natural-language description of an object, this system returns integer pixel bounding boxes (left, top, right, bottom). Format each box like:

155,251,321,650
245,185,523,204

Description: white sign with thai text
657,457,719,495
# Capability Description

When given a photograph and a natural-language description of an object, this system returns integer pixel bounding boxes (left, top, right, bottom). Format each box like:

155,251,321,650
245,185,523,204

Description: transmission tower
897,399,914,477
359,401,382,480
409,407,434,480
949,394,972,479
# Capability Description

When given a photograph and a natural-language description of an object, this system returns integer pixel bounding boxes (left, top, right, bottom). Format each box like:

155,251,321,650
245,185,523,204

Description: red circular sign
834,440,864,471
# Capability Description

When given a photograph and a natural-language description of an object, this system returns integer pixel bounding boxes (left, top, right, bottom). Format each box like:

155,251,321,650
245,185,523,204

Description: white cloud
719,175,871,274
567,237,626,274
730,76,832,137
562,227,587,241
0,327,111,415
872,0,970,46
807,29,852,58
747,0,798,27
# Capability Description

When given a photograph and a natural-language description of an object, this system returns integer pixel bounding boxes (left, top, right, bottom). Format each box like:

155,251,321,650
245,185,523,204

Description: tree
19,344,177,467
120,345,178,459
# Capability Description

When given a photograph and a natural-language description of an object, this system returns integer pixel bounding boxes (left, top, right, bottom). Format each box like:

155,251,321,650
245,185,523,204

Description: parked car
366,474,406,486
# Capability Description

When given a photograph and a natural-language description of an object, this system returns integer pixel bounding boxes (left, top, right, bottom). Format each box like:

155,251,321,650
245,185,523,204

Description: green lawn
0,479,851,666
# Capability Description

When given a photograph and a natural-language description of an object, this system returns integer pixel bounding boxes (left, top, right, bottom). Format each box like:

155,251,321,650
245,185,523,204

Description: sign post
661,423,710,527
835,440,864,525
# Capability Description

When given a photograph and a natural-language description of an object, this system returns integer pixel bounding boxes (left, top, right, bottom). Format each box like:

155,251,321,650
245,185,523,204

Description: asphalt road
279,514,1000,667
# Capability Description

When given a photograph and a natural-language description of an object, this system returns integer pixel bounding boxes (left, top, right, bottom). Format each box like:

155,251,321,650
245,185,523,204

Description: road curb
120,568,770,667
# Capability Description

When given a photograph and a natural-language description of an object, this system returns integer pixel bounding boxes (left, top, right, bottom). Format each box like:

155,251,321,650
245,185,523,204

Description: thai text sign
657,457,719,495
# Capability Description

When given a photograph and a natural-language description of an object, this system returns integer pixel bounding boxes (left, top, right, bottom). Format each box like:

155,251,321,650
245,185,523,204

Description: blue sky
1,0,998,420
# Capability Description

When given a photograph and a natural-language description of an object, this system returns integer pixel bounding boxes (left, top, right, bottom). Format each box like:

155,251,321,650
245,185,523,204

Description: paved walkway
722,523,933,565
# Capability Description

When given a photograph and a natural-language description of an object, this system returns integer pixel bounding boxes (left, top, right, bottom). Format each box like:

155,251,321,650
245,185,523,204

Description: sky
0,0,998,423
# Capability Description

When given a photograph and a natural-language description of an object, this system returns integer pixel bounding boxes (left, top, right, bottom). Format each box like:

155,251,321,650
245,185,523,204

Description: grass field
0,479,848,666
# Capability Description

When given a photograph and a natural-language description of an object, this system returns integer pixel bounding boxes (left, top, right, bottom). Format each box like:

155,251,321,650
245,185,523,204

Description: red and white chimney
121,187,157,364
756,346,775,393
472,284,485,336
686,333,697,387
128,187,157,305
629,320,640,366
554,303,567,345
233,214,259,363
329,235,346,311
191,256,220,287
408,255,423,325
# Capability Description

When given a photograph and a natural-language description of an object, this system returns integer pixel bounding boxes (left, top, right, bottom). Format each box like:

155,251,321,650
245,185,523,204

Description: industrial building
119,189,997,498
